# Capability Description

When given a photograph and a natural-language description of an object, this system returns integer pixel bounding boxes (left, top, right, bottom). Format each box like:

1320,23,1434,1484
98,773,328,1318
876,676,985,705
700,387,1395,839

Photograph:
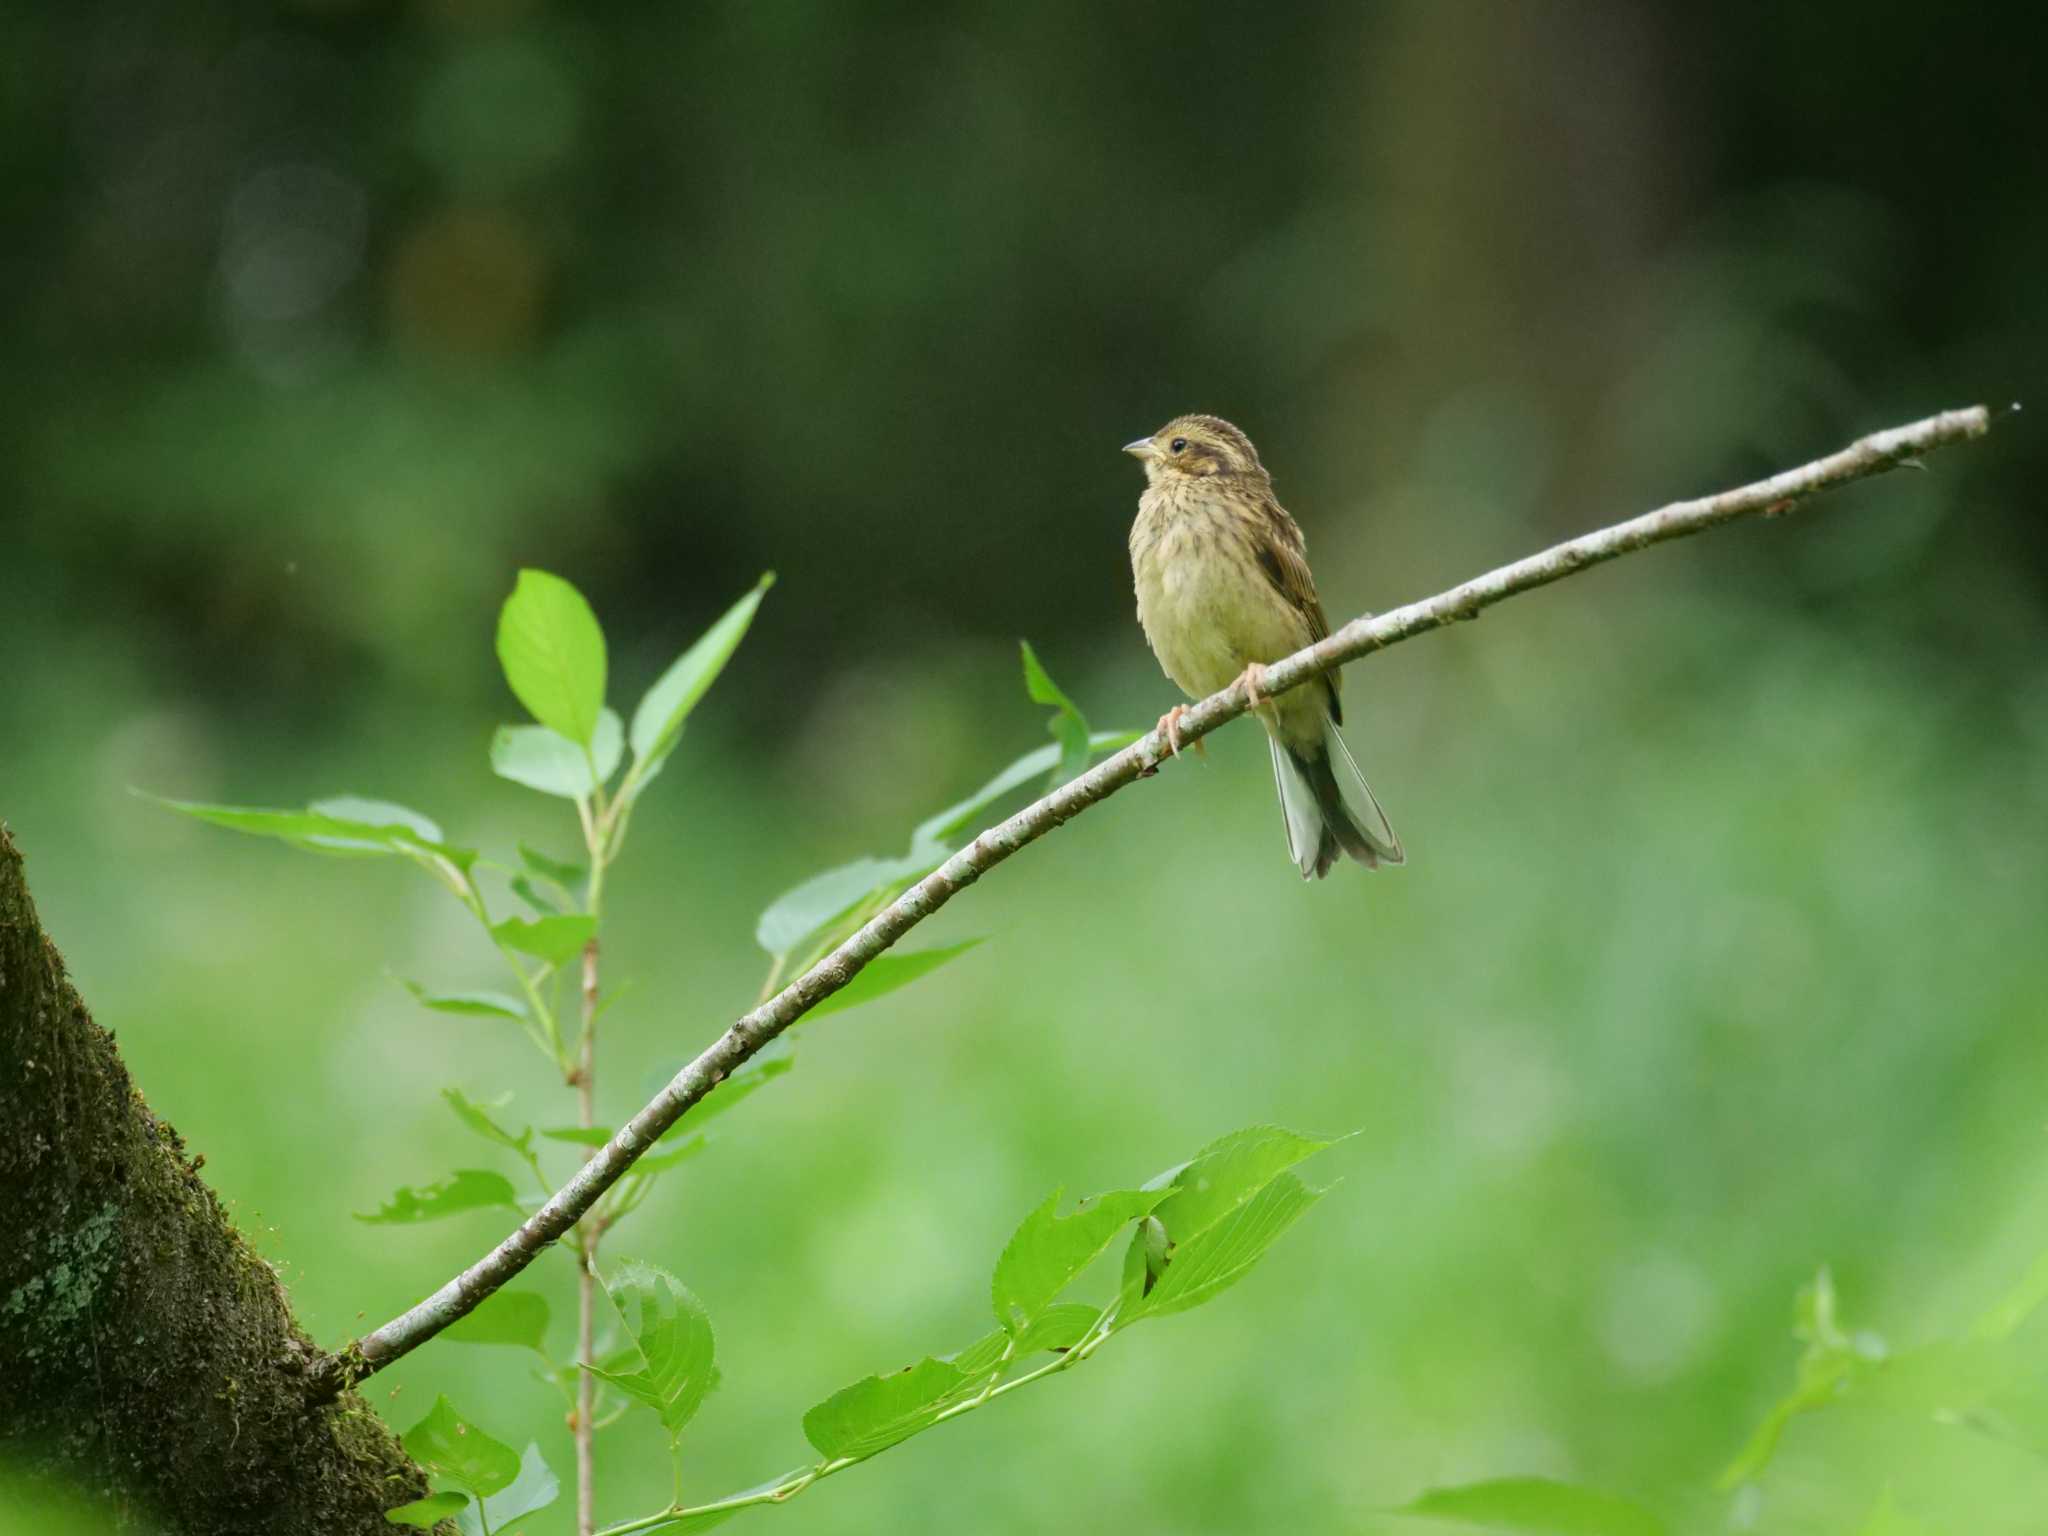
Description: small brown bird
1125,414,1403,878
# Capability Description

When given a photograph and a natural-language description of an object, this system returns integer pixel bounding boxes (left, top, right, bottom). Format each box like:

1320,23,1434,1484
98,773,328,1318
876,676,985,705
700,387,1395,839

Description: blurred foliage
3,1,2045,1532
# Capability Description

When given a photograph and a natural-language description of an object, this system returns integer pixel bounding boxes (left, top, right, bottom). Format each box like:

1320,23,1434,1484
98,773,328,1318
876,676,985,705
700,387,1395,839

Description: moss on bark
0,824,434,1532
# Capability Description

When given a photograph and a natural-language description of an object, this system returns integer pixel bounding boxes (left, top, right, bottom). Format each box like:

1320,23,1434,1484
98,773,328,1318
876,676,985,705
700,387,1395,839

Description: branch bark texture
0,826,430,1530
317,404,1993,1397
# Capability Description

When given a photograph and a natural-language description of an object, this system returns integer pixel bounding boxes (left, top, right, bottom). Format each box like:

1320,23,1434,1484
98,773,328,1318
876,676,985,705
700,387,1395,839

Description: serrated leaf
1123,1171,1323,1323
992,1186,1170,1334
490,710,624,799
946,1329,1011,1379
1015,1302,1098,1356
492,914,596,966
518,841,586,886
1020,640,1092,787
1396,1476,1666,1536
385,1490,469,1527
399,980,529,1023
802,941,984,1023
589,1261,717,1443
444,1290,551,1354
627,574,774,798
401,1396,521,1498
497,570,608,745
355,1169,521,1224
1146,1125,1334,1247
802,1356,971,1460
456,1442,559,1536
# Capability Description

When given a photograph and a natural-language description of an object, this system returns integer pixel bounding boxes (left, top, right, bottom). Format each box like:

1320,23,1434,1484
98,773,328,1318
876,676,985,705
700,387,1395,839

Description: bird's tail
1268,723,1405,880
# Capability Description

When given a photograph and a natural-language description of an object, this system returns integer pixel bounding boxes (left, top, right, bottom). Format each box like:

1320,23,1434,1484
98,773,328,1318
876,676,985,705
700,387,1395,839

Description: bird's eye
1170,437,1188,454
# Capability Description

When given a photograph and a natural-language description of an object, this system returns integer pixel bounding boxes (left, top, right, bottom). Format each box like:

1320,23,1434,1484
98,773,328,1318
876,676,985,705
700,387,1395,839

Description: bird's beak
1122,438,1155,459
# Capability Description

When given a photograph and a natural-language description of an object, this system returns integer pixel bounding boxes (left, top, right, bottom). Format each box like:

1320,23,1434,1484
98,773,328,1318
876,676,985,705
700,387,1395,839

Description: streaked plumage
1124,414,1403,878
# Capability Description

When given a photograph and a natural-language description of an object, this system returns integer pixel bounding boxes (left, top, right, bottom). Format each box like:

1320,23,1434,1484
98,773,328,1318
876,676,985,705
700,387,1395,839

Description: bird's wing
1248,491,1342,721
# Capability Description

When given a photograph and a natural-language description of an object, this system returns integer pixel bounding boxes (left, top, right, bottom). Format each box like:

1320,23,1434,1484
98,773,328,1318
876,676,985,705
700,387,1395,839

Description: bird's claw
1156,704,1190,760
1235,662,1270,708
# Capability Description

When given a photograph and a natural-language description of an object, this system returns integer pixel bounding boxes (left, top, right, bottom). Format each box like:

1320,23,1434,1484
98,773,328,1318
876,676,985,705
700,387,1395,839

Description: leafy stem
592,1330,1106,1536
574,795,609,1536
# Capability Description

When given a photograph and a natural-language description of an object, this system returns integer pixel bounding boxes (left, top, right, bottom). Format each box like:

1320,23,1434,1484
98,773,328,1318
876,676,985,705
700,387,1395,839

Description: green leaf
664,1056,796,1140
627,574,775,794
308,796,452,853
755,855,927,957
1146,1125,1334,1246
401,1396,521,1499
563,1057,797,1152
946,1329,1011,1379
492,914,596,966
1015,1302,1099,1356
753,729,1137,957
802,1356,972,1460
518,841,586,886
1395,1476,1667,1536
540,1124,613,1147
509,875,558,914
1111,1127,1339,1328
1124,1171,1323,1323
802,941,984,1023
443,1290,551,1354
385,1490,469,1527
1019,640,1092,787
635,1133,710,1176
456,1442,559,1536
588,1261,717,1443
442,1088,532,1157
992,1186,1171,1334
909,730,1139,851
355,1170,521,1224
147,795,471,868
497,569,608,745
934,1313,1087,1382
490,710,624,799
399,981,529,1023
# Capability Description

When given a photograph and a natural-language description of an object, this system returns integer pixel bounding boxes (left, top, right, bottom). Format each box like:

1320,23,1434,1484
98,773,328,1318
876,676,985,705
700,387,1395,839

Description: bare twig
305,403,1993,1400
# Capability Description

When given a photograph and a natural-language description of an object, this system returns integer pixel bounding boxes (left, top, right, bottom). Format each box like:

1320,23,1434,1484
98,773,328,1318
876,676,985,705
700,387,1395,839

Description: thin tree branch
306,403,1993,1400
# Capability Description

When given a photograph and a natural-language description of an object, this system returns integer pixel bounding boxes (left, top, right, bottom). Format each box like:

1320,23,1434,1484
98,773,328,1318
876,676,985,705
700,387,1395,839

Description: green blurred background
4,2,2045,1532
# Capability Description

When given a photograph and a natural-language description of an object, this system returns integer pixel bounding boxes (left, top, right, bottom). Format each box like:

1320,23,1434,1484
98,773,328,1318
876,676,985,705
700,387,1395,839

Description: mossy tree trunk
0,825,431,1532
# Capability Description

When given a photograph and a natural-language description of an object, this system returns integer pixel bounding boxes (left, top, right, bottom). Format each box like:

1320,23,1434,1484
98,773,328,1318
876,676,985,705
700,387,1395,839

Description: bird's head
1122,414,1267,486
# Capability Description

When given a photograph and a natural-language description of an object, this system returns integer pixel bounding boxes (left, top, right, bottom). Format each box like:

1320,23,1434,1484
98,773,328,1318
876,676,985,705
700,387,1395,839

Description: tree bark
0,824,430,1532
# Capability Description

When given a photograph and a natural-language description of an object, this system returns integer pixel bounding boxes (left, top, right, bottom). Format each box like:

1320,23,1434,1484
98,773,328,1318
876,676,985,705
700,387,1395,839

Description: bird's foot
1235,662,1271,708
1156,703,1190,760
